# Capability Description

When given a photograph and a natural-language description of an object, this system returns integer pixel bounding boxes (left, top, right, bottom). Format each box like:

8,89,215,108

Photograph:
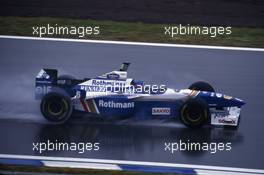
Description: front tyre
40,92,73,123
188,81,215,92
180,98,210,128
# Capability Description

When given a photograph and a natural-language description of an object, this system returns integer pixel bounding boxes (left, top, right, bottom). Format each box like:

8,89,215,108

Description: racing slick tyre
180,98,210,128
188,81,215,92
40,92,73,123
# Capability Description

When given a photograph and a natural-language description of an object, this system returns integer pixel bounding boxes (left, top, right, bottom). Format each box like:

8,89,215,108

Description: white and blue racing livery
35,63,245,128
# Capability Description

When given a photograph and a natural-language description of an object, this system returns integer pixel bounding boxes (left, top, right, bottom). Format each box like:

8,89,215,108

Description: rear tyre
40,92,73,123
188,81,215,92
180,98,210,128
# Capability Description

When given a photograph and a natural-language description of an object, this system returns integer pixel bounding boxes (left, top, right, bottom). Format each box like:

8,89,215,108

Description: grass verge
0,16,263,48
0,165,180,175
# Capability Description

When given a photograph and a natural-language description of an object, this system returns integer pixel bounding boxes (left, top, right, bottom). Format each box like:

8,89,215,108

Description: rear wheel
180,98,210,128
188,81,215,92
40,92,73,123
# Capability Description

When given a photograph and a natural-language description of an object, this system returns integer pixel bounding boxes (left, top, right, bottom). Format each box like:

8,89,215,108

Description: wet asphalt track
0,37,264,169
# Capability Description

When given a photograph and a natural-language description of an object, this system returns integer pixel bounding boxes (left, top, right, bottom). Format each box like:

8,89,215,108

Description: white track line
0,154,264,174
0,35,263,52
43,160,122,170
195,169,259,175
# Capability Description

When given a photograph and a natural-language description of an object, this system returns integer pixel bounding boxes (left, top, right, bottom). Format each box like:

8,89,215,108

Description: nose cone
232,98,245,107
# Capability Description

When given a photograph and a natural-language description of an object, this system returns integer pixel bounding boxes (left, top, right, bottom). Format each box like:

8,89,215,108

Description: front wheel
180,98,210,128
188,81,215,92
40,92,73,123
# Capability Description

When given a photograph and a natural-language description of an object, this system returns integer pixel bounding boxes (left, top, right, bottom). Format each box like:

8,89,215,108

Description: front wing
210,107,241,126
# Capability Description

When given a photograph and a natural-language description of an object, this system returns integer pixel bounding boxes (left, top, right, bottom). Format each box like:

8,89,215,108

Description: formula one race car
35,63,245,128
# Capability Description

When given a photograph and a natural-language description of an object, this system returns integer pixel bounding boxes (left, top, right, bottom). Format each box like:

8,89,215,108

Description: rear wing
35,69,58,99
36,69,57,82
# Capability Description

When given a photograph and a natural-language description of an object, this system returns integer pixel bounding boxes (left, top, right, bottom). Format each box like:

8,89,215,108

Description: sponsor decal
36,69,50,79
92,80,114,86
218,119,235,124
152,107,171,115
235,98,243,102
91,79,126,87
80,99,100,114
223,95,232,100
107,73,120,79
216,93,223,98
213,113,226,118
189,90,199,97
35,86,51,94
98,100,134,108
80,85,106,92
